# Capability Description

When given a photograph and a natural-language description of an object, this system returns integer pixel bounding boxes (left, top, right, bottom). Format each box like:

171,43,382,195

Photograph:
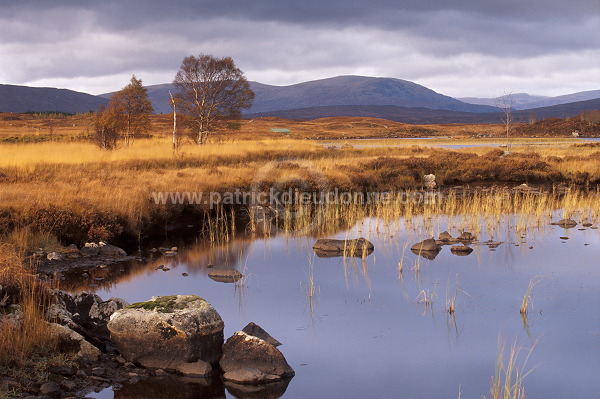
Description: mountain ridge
0,84,108,114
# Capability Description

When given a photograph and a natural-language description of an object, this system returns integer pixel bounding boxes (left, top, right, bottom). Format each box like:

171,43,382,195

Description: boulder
220,331,294,384
242,322,282,347
450,245,474,256
208,268,243,283
312,238,374,258
107,295,224,369
556,219,577,228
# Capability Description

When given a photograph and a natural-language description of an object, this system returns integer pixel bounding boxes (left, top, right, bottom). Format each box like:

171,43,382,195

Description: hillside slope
0,84,108,113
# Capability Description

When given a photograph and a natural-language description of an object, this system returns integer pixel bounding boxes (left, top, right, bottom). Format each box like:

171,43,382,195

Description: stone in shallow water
313,238,374,258
220,331,294,384
208,268,243,283
555,219,577,228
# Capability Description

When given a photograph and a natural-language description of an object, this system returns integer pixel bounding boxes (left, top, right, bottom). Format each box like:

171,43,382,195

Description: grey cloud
0,0,597,96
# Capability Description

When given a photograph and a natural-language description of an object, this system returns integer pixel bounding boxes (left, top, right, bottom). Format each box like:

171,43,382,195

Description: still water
70,212,600,399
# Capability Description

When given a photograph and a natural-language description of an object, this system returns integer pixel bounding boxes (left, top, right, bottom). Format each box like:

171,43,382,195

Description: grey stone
107,295,224,369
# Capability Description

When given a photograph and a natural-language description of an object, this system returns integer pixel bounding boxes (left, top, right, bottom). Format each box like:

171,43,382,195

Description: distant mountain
245,98,600,124
247,76,497,113
0,84,108,113
459,90,600,110
119,75,498,115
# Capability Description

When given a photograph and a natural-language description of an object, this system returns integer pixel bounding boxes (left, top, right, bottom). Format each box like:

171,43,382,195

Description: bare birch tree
496,91,515,150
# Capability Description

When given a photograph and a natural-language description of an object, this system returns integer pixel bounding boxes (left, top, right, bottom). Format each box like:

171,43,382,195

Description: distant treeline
22,111,75,118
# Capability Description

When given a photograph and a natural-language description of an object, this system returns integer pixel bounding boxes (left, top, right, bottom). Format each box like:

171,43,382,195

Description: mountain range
459,90,600,110
1,76,598,124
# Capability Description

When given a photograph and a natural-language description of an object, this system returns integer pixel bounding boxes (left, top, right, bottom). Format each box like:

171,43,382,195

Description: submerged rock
107,295,224,369
312,238,374,258
556,219,578,228
208,268,243,283
220,331,294,385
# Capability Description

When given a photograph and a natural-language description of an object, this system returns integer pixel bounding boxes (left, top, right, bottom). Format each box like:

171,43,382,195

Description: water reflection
74,210,599,399
110,375,291,399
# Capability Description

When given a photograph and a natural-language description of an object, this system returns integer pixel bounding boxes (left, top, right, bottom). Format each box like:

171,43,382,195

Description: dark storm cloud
0,0,597,96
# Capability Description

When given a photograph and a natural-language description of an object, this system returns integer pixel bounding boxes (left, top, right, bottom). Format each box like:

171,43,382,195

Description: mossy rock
127,295,204,313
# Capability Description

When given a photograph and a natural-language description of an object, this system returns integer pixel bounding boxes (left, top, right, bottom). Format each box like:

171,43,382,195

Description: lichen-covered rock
312,238,374,258
107,295,224,369
220,331,294,384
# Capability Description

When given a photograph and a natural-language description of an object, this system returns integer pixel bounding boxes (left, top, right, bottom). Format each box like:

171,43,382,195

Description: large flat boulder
107,295,224,369
220,331,294,384
312,238,374,258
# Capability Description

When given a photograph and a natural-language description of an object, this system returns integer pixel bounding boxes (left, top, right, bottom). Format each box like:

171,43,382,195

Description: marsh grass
520,277,543,315
0,244,57,368
485,338,536,399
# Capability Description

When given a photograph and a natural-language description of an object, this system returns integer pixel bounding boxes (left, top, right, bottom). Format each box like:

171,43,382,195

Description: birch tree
173,54,254,144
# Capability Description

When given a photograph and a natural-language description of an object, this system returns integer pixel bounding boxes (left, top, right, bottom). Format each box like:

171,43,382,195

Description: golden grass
0,120,598,247
485,338,536,399
0,244,56,367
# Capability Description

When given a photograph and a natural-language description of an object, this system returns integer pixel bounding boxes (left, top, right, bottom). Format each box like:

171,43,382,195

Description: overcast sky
0,0,598,97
